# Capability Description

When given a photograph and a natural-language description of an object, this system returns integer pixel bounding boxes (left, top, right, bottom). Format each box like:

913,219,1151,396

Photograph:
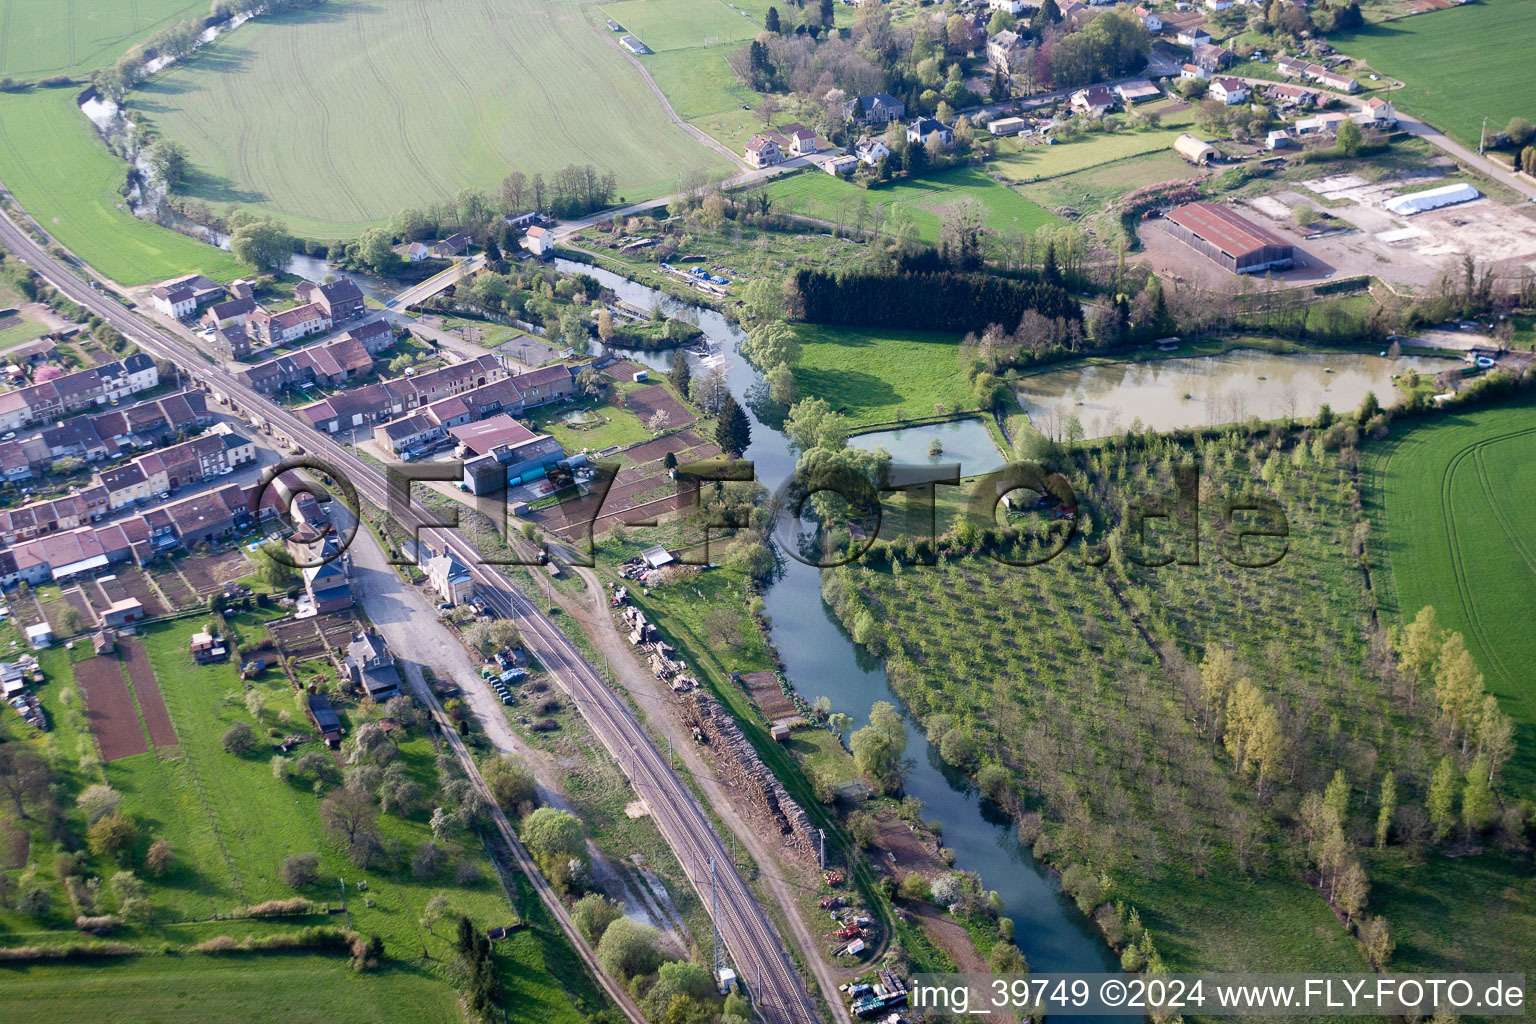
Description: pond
1016,349,1463,439
850,417,1003,473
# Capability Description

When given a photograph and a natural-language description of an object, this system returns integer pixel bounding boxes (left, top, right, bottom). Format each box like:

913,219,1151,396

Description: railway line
0,202,821,1024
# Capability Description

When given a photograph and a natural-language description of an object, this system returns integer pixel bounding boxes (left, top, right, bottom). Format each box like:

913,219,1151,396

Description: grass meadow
1331,0,1534,147
1360,400,1536,788
0,0,208,80
136,0,727,238
989,101,1198,184
791,324,974,425
0,88,244,284
600,0,766,51
0,610,599,1024
767,166,1060,244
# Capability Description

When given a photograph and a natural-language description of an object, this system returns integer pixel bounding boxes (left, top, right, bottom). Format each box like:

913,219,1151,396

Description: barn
1163,202,1295,274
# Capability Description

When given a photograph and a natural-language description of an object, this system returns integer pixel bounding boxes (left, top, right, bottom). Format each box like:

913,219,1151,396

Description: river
555,260,1132,1005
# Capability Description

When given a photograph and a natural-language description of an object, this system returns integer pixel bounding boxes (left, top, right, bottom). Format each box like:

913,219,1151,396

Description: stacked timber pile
685,690,818,861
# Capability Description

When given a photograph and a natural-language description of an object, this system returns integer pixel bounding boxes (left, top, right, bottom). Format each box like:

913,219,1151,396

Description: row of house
97,426,257,510
1276,55,1360,93
372,364,576,456
0,423,252,543
0,390,211,484
0,481,260,586
743,124,821,168
190,277,369,359
300,357,575,440
0,354,159,433
236,332,378,395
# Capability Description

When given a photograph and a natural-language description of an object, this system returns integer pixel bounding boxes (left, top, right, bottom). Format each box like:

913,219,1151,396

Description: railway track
0,201,821,1024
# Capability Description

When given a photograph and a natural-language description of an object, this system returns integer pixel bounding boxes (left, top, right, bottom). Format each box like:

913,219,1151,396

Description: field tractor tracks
1437,427,1536,691
353,10,446,204
475,0,581,163
280,26,368,223
413,0,495,155
0,1,12,76
66,0,76,67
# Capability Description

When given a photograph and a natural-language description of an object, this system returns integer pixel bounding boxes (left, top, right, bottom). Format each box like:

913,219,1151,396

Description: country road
0,198,821,1024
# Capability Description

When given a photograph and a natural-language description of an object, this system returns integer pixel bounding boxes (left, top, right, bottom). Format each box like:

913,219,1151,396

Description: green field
0,610,599,1024
989,102,1198,184
1361,401,1536,786
600,0,766,51
1332,0,1535,147
643,43,754,120
791,324,974,425
0,88,243,285
0,312,46,348
136,0,727,239
0,0,208,80
767,166,1060,244
0,956,460,1024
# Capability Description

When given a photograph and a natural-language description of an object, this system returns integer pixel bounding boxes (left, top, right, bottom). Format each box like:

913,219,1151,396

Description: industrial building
1383,182,1480,216
1163,202,1296,274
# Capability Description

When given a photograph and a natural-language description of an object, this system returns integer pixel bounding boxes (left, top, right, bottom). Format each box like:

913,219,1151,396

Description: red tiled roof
1166,202,1291,257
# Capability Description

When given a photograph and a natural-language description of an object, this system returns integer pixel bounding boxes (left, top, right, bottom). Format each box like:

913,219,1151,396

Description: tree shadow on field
176,165,268,206
790,365,901,419
260,1,382,28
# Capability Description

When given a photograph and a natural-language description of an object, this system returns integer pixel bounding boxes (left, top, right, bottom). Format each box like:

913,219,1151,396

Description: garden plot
152,569,199,610
115,569,169,617
75,656,149,762
739,670,799,722
622,385,694,431
181,549,253,596
121,641,178,750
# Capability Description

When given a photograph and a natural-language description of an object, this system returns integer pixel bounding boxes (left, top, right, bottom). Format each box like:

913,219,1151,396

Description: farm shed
1383,183,1480,215
308,693,343,746
1173,134,1218,165
988,116,1028,135
1164,202,1295,274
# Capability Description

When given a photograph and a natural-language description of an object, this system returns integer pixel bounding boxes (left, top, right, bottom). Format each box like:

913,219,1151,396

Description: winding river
554,260,1131,1004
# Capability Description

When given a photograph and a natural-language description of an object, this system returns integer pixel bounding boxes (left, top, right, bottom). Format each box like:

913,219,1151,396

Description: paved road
0,200,820,1024
388,253,487,309
1223,76,1536,203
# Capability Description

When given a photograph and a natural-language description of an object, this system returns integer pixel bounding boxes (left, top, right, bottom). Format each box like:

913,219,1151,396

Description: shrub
280,853,320,889
899,873,930,902
572,893,622,945
87,811,138,863
222,721,256,755
236,898,319,918
595,917,662,981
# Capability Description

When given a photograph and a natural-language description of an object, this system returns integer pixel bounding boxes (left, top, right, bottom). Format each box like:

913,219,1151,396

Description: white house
524,226,556,257
1177,27,1211,46
1180,62,1212,81
1353,96,1397,126
906,118,955,148
780,123,820,156
1070,84,1117,116
1210,77,1248,104
853,136,891,166
1133,5,1163,30
1205,0,1235,9
150,283,197,319
988,0,1025,12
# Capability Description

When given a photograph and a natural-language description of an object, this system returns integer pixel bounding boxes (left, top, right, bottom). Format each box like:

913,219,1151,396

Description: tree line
791,266,1081,335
